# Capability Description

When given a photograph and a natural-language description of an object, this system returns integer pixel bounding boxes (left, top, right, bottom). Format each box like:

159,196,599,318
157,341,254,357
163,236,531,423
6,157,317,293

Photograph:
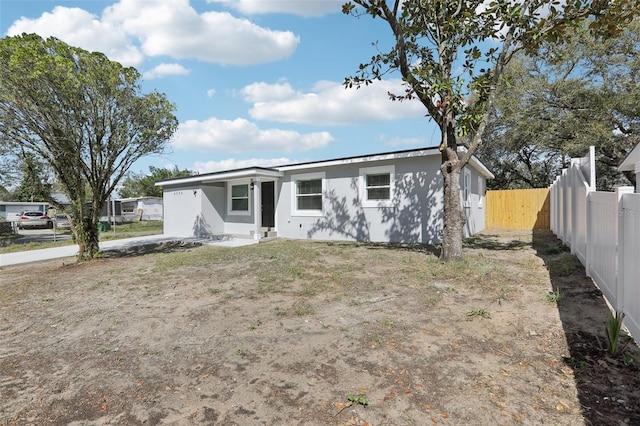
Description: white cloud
7,6,144,66
104,0,300,65
7,0,300,67
172,117,334,153
210,0,342,17
243,79,425,126
194,157,292,173
380,135,426,147
144,63,190,80
207,89,217,98
240,80,297,102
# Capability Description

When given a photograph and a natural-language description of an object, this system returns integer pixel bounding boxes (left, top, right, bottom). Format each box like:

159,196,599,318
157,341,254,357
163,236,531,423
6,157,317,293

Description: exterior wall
121,198,163,221
201,184,226,235
162,185,205,237
222,179,256,236
461,165,487,237
276,156,447,243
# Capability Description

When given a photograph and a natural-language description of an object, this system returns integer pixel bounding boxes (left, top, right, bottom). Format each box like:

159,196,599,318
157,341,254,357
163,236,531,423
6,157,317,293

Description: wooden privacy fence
486,188,550,230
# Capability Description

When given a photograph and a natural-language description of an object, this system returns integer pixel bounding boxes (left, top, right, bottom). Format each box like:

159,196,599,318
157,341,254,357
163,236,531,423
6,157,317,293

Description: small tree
0,34,178,260
119,166,193,199
343,0,639,261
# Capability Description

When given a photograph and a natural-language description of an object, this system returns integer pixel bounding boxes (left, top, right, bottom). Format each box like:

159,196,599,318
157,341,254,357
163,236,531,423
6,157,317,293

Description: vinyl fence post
616,186,634,313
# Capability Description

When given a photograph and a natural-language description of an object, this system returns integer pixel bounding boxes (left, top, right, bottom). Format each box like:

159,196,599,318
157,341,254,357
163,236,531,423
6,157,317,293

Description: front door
261,181,275,228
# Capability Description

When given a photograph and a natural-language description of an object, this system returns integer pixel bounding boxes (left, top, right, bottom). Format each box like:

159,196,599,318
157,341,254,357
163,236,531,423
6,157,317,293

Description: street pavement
0,234,258,267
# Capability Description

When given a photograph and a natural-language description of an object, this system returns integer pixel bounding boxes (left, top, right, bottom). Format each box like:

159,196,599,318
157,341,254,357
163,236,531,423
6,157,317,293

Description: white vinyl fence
550,147,640,343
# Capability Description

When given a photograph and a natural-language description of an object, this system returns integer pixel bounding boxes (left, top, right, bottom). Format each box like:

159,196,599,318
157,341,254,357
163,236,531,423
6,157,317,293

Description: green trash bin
97,221,111,232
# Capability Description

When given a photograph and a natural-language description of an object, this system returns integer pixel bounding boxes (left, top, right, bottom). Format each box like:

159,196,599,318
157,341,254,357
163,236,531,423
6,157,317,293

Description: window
297,180,322,209
291,172,325,216
122,203,136,214
360,165,395,208
463,168,471,205
478,176,484,208
366,174,390,200
228,182,251,215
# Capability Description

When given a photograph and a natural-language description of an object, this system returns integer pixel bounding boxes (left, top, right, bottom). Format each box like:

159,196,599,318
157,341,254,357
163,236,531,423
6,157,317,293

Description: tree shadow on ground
360,241,441,257
99,241,202,258
532,229,640,425
464,233,531,250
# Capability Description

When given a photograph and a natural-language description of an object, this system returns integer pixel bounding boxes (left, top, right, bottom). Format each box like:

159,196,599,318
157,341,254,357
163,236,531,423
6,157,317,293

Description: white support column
253,178,262,240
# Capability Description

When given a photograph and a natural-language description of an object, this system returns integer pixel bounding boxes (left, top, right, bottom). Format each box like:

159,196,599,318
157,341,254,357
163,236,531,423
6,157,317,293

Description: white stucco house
156,146,493,243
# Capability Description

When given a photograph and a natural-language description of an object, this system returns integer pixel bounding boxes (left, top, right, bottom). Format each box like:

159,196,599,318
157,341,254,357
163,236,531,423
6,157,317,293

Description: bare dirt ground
1,230,639,425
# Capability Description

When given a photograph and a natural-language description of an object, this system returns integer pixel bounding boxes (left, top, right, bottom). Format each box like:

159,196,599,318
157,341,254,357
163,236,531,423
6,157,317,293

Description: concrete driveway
0,234,259,267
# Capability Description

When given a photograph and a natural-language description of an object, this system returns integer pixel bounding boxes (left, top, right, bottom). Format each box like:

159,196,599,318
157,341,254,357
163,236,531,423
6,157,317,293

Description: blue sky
0,0,439,175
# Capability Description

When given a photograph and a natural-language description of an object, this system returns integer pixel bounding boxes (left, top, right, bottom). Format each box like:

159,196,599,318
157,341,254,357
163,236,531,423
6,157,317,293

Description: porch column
253,177,262,240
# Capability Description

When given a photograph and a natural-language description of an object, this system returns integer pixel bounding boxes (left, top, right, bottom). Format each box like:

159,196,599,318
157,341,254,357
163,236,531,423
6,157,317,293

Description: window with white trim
291,172,325,216
478,176,484,208
463,168,471,205
228,182,251,215
360,165,395,208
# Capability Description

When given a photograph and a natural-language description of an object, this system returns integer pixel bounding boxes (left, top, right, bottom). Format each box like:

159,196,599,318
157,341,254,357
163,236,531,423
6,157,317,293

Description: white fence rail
550,147,639,343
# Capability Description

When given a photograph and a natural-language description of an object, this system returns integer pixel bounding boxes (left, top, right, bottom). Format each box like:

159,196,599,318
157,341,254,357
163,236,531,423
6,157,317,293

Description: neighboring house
99,200,123,224
119,197,163,221
619,143,640,192
156,146,493,243
0,201,48,222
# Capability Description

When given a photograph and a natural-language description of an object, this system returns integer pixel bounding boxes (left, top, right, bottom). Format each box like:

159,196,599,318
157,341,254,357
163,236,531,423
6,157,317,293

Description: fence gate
486,188,550,230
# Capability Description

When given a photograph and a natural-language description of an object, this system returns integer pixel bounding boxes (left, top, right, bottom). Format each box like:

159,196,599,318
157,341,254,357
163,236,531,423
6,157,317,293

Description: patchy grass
1,232,639,425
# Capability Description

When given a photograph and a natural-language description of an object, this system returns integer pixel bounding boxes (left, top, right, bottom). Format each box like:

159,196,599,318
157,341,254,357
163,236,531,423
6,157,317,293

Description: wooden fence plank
486,188,550,230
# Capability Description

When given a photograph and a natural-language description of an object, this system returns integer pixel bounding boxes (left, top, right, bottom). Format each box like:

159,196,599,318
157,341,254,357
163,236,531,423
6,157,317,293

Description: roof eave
155,168,283,187
619,144,640,172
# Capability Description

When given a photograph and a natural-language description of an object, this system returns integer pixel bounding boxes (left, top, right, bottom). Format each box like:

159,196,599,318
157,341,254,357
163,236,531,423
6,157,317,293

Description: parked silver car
18,211,52,229
53,214,71,230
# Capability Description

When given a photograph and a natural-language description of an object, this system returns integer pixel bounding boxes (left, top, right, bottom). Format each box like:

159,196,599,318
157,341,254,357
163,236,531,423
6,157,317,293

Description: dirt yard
1,230,638,425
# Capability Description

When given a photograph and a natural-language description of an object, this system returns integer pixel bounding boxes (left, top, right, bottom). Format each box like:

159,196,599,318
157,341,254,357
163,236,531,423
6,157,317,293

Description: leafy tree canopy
119,166,193,199
13,152,53,202
343,0,639,260
478,17,640,191
0,34,178,260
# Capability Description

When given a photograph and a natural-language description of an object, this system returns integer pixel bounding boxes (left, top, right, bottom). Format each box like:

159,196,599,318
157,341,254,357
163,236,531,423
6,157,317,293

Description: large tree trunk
439,118,466,262
76,217,100,261
440,161,465,261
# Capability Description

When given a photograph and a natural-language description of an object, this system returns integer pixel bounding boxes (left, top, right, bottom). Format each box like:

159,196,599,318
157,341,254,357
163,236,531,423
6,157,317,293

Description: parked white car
18,211,52,229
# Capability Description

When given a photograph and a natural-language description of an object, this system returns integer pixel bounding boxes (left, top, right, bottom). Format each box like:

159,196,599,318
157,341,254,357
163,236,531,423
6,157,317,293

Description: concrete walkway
0,234,258,267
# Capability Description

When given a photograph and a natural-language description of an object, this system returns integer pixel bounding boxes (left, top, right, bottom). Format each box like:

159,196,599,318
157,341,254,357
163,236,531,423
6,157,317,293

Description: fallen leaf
334,402,346,410
405,390,412,395
556,403,564,411
358,387,369,393
102,403,108,411
441,411,449,419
